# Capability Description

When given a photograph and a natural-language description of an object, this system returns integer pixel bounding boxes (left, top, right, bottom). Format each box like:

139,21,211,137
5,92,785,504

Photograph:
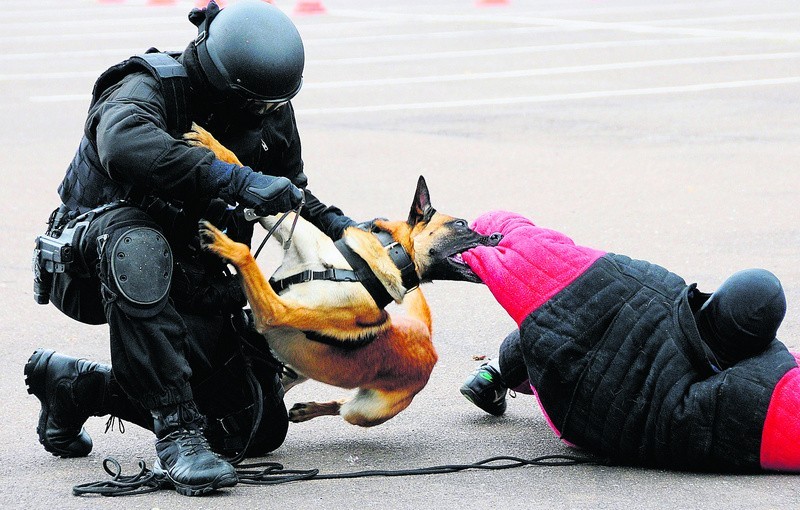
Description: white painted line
299,25,570,45
5,37,726,82
297,77,800,115
29,94,90,104
0,30,189,44
30,77,800,109
301,53,800,89
309,37,724,66
0,48,158,62
2,16,183,29
645,12,800,26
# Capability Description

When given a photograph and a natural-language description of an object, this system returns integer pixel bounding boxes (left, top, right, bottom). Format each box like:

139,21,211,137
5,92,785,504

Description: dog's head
374,176,500,284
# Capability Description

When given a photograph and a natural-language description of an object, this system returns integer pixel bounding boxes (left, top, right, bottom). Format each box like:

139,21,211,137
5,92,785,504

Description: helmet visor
243,98,288,116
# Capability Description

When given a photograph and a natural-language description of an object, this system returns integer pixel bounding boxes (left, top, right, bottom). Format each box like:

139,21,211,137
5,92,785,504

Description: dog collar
371,230,420,294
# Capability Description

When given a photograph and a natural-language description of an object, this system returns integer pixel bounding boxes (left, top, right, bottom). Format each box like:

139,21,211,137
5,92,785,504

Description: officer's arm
92,77,218,200
301,189,357,240
264,103,356,240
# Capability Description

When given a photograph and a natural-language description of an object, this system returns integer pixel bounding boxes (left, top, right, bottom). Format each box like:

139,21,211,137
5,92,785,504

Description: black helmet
192,0,304,108
695,268,786,368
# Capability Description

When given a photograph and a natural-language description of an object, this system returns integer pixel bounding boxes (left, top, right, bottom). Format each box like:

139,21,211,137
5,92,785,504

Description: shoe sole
459,385,506,417
24,349,89,458
154,460,238,496
173,473,238,496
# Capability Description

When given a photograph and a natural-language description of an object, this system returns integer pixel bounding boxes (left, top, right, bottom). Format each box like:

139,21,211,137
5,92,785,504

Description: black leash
252,191,305,260
235,453,599,485
72,458,167,496
73,453,600,496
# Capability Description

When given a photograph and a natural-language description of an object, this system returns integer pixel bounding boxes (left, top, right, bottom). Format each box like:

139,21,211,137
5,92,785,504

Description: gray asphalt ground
2,0,800,508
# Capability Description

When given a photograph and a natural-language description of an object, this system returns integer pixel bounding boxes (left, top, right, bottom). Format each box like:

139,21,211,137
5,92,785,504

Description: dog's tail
400,288,432,333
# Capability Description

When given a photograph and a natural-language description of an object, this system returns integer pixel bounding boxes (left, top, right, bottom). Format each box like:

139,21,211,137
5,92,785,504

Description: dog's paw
197,219,220,250
288,403,312,423
288,400,343,422
183,122,241,165
183,122,211,147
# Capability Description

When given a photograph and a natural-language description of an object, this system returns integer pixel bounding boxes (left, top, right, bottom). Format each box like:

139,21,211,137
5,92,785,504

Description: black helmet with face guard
192,0,304,111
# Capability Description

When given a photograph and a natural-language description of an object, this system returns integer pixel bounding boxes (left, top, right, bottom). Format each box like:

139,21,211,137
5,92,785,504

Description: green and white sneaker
459,362,508,416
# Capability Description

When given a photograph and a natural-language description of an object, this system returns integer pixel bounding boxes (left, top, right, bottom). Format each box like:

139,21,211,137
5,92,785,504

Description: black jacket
521,254,796,471
58,56,353,241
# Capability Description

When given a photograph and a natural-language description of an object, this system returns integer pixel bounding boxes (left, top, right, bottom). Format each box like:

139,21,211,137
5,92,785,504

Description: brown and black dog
189,125,492,427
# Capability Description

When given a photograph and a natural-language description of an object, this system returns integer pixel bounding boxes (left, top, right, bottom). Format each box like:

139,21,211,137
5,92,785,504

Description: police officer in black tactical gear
26,0,357,496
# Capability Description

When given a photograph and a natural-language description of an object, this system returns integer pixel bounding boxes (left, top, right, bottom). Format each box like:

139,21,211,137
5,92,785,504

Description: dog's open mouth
448,252,467,265
445,250,480,282
444,233,501,283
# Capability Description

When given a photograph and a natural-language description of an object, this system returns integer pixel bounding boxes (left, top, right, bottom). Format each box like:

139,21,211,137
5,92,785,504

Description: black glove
355,217,388,231
207,160,304,217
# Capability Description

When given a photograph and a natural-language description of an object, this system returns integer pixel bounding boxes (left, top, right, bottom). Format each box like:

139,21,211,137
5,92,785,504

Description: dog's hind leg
288,400,344,422
281,370,308,393
339,389,415,427
289,389,415,427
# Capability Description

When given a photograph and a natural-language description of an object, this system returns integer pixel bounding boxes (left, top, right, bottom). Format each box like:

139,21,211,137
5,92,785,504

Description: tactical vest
58,50,191,213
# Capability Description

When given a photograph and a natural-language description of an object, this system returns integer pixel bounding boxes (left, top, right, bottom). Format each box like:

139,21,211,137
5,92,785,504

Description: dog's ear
408,175,435,227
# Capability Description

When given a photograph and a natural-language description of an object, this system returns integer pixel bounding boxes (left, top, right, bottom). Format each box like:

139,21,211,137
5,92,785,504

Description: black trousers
49,205,288,455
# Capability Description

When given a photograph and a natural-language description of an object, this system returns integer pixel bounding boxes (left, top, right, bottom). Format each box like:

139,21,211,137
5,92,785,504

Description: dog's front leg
184,123,242,166
199,220,291,332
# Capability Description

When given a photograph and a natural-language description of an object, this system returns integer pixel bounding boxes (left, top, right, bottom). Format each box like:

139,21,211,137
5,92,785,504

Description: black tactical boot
152,402,238,496
459,360,508,416
24,348,111,457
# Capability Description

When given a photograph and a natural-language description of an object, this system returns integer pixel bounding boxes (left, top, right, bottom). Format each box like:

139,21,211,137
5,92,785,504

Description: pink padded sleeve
463,211,605,326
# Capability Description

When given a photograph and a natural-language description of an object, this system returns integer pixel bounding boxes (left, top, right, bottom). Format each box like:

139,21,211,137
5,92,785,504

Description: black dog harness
268,229,419,310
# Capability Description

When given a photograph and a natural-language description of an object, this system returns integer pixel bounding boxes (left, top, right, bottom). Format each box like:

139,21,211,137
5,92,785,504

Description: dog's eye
453,220,467,228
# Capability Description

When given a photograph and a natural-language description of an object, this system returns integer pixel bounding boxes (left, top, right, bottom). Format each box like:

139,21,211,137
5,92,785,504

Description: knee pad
103,226,173,318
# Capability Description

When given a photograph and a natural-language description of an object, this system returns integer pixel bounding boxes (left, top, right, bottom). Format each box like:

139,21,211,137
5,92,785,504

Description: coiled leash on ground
234,453,601,485
73,453,601,496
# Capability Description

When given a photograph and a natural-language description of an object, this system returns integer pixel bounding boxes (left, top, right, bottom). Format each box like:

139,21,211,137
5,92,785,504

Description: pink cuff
761,364,800,471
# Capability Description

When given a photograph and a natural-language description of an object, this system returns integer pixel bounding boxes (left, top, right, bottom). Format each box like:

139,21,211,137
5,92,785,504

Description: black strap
269,268,359,294
334,239,395,309
90,50,191,137
138,51,191,136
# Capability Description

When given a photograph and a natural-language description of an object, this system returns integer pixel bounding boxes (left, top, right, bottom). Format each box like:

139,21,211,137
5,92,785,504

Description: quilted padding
464,210,800,472
463,210,604,325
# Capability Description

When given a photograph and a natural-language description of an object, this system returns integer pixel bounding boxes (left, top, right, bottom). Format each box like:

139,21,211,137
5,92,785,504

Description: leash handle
252,190,305,260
